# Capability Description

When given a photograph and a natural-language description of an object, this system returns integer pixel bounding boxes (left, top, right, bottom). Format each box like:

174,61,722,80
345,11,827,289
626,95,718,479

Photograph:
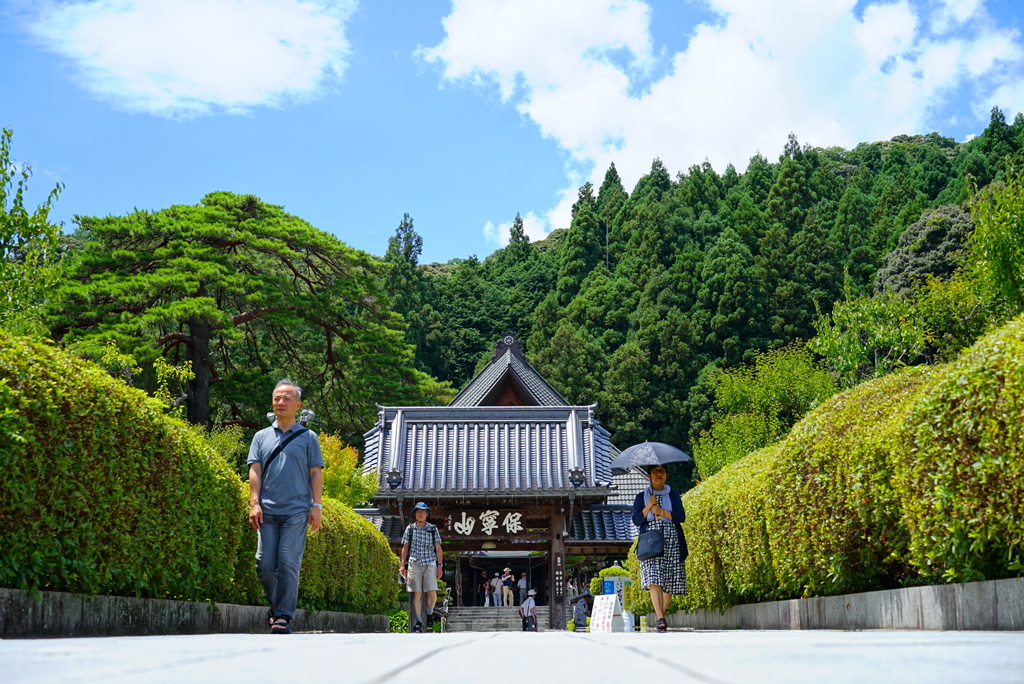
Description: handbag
636,527,665,560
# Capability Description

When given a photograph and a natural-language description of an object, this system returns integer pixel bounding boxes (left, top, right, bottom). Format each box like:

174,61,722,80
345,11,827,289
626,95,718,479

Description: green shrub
294,500,400,613
681,447,779,610
681,365,934,609
388,607,409,633
0,333,244,600
764,367,933,598
896,317,1024,581
679,315,1024,611
0,334,399,614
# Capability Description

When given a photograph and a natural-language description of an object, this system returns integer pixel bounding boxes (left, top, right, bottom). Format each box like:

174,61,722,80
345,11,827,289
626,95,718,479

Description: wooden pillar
549,506,566,630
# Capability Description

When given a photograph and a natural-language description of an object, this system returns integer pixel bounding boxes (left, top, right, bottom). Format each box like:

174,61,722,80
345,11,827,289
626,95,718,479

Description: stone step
444,606,553,632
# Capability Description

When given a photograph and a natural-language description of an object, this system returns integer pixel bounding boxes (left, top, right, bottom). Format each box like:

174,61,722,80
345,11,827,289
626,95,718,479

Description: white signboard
590,593,625,633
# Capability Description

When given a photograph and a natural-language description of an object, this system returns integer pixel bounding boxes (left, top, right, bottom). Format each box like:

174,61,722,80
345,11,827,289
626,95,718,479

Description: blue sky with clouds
2,0,1022,263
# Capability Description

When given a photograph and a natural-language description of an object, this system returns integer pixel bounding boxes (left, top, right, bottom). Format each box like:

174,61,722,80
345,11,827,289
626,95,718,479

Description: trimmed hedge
896,317,1024,581
764,367,933,599
680,314,1024,609
0,334,244,599
0,334,397,613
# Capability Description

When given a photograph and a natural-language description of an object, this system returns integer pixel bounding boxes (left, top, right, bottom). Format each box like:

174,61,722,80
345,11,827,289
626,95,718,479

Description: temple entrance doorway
457,553,548,607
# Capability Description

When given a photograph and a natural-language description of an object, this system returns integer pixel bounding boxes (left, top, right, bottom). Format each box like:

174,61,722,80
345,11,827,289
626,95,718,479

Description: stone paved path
6,629,1024,683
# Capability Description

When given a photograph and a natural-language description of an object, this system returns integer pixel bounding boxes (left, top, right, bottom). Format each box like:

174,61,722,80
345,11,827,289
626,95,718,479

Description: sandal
266,609,275,628
271,617,291,634
656,618,668,633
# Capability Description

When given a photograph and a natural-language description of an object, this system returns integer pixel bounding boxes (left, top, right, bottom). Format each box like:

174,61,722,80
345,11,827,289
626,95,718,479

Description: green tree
556,199,602,304
830,179,877,295
765,134,817,233
383,213,430,365
596,163,628,267
320,433,379,506
0,127,63,336
419,256,495,385
693,344,836,478
694,227,765,364
809,285,929,388
874,204,972,296
911,270,1011,363
967,166,1024,312
50,191,441,437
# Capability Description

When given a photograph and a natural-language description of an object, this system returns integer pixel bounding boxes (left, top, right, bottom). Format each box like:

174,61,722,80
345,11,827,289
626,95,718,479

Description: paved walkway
6,629,1023,683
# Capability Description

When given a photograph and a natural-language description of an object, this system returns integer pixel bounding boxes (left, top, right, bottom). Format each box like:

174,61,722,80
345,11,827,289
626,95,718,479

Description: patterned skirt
639,517,687,595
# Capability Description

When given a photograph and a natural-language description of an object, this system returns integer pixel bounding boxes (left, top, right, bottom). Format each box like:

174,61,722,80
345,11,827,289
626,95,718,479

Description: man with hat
519,589,539,631
572,591,593,632
399,502,443,633
501,567,515,607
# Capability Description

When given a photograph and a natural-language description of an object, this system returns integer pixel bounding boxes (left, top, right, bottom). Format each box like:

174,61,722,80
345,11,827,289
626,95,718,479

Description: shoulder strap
262,427,308,477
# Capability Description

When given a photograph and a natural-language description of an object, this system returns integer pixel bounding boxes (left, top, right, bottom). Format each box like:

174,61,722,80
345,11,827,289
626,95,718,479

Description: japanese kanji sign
448,509,525,536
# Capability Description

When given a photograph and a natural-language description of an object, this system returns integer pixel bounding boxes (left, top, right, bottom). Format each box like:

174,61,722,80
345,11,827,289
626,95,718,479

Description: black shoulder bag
261,428,308,477
636,524,665,560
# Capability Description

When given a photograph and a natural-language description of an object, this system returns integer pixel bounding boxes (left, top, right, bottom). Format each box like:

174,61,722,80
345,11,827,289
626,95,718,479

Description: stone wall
663,577,1024,631
0,588,389,638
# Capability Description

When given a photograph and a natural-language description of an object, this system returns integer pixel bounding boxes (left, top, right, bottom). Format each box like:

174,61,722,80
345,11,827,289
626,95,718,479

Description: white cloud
424,0,1024,240
28,0,355,118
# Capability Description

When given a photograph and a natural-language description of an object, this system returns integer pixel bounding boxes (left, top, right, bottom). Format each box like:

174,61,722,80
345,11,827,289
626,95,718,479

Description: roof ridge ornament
494,331,525,359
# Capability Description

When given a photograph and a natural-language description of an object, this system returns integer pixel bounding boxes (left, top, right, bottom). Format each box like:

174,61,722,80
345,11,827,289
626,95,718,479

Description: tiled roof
606,467,649,505
355,508,405,541
448,348,568,407
569,505,638,542
363,405,614,494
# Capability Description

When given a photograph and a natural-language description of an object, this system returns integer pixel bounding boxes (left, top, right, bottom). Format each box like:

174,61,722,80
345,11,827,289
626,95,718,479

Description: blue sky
2,0,1022,264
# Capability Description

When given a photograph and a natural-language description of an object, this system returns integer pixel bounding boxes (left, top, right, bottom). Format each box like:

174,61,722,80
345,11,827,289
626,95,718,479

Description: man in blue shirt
248,380,324,634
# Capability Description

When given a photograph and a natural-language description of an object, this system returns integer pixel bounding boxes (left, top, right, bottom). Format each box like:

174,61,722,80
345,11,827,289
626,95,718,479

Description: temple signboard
447,509,525,537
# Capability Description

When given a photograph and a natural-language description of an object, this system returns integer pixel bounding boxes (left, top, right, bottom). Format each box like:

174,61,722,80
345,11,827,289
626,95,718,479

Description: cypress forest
11,106,1024,482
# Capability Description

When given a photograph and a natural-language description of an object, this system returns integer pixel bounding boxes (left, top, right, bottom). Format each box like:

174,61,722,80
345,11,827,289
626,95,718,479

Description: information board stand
589,594,624,632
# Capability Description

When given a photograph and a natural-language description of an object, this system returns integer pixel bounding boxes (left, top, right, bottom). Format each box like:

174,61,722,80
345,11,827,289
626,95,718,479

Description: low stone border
0,587,389,638
663,576,1024,631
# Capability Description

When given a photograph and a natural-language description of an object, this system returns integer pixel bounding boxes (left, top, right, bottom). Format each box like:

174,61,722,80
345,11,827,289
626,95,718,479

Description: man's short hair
274,379,302,400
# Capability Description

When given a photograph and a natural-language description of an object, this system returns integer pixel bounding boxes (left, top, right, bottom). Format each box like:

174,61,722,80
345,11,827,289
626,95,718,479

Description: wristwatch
311,502,323,509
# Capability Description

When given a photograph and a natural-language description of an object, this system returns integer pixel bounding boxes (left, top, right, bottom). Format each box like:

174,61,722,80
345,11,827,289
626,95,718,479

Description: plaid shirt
402,522,442,565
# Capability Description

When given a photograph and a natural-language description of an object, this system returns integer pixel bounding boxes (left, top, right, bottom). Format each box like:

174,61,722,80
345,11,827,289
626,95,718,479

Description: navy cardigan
631,489,688,562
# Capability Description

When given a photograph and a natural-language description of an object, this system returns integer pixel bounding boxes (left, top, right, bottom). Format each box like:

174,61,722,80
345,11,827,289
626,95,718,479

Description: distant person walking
248,380,324,634
518,572,528,605
490,572,503,607
502,567,515,606
519,589,538,631
400,502,444,633
479,571,490,607
631,464,688,633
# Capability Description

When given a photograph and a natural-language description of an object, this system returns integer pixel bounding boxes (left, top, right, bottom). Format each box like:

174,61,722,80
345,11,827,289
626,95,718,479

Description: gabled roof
364,334,624,499
363,405,614,496
448,335,568,407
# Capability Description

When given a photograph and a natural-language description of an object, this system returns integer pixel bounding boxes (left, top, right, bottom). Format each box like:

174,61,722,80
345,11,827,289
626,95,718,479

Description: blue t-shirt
247,422,324,516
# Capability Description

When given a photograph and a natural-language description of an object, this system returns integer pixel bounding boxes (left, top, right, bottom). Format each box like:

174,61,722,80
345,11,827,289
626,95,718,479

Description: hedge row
675,316,1024,610
0,334,397,613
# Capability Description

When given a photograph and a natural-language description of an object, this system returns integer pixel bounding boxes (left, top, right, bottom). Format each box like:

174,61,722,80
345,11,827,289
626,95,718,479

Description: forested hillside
383,107,1024,457
33,107,1024,469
